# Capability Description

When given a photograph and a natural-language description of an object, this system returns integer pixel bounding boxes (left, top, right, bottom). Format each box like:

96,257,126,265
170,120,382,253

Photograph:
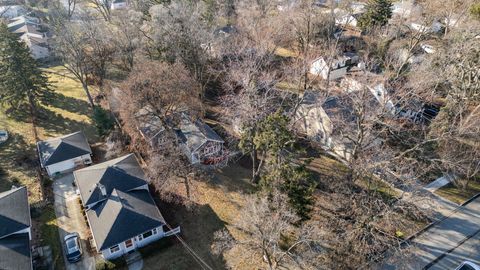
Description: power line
163,222,214,270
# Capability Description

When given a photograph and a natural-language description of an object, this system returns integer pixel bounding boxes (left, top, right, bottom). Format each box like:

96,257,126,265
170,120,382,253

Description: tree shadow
148,197,229,270
35,107,97,141
47,91,92,116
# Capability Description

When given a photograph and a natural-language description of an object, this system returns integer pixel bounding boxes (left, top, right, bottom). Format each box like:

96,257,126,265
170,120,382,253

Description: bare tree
214,192,323,270
146,1,214,94
119,60,202,131
110,10,144,71
87,0,111,21
53,21,95,107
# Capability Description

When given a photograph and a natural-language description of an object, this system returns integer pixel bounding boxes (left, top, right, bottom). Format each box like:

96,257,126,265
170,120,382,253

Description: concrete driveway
53,174,95,270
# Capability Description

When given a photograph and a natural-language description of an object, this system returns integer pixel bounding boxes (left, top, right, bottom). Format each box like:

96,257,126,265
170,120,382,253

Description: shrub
95,259,120,270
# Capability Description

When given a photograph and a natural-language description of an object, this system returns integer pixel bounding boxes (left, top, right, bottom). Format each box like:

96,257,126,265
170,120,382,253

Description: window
125,239,133,248
152,228,157,235
137,234,143,241
143,231,153,239
110,245,120,253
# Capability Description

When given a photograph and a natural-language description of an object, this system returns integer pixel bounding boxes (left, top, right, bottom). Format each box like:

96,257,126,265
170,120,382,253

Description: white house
74,154,179,260
310,53,359,80
37,131,92,177
0,186,33,270
0,5,27,19
111,0,128,10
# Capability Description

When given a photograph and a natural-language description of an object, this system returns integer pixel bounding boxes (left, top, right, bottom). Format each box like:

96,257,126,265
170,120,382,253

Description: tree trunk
251,149,260,184
82,81,95,108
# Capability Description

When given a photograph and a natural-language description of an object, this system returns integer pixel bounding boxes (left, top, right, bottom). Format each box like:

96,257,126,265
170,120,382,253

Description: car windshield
66,238,78,252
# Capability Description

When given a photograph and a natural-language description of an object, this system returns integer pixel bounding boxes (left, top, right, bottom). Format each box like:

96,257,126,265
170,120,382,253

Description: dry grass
141,163,256,270
434,181,480,205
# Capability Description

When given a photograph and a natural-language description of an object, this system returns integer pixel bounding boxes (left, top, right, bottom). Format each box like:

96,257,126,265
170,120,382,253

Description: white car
455,261,480,270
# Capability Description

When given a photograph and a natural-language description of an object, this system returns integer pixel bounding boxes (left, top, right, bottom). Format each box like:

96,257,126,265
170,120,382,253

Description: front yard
435,181,480,205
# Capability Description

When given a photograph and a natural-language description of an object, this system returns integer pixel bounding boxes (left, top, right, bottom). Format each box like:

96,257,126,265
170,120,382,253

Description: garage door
47,159,76,176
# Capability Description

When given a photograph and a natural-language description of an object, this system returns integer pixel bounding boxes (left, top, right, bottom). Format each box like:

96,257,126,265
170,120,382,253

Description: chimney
96,183,107,197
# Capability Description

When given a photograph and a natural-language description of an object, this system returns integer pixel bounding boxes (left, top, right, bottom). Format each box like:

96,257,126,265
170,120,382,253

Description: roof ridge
0,186,26,199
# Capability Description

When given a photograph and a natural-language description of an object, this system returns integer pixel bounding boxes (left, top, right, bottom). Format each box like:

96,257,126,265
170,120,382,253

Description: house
176,114,226,165
37,131,92,177
0,186,32,270
111,0,128,10
73,154,176,260
310,53,359,80
135,107,168,148
0,5,27,19
391,0,419,19
341,72,396,114
410,21,443,33
7,15,50,60
294,92,354,161
136,108,227,165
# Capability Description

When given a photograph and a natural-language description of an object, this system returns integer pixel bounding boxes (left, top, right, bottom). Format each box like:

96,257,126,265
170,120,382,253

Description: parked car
64,233,82,263
0,130,8,144
455,261,480,270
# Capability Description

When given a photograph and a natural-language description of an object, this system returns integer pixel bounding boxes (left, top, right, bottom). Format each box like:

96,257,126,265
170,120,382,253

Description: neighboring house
111,0,128,10
7,15,50,60
391,0,419,19
136,109,227,166
294,92,353,161
74,154,177,260
37,131,92,177
0,5,27,19
310,53,359,80
176,114,226,165
341,73,396,114
0,186,32,270
135,107,168,148
410,20,443,33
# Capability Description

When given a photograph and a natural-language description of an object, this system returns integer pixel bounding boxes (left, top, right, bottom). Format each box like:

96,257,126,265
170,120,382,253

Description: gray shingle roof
0,186,30,239
74,154,146,206
37,131,91,166
86,189,165,250
0,232,32,270
177,114,223,152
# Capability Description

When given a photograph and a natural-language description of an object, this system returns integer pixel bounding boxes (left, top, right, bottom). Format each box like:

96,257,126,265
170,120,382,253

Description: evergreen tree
241,112,317,219
357,0,393,32
0,23,51,114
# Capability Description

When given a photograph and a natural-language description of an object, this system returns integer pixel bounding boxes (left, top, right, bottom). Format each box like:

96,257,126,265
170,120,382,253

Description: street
53,174,95,270
378,195,480,269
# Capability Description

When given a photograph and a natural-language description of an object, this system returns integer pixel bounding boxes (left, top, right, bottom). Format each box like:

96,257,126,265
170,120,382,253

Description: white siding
101,226,165,260
45,154,91,176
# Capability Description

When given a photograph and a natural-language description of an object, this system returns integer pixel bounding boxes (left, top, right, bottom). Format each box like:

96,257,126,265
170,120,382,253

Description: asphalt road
378,195,480,269
53,174,95,270
428,230,480,269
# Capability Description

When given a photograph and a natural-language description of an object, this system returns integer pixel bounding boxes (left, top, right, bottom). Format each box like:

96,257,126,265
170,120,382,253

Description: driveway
53,174,95,270
429,230,480,269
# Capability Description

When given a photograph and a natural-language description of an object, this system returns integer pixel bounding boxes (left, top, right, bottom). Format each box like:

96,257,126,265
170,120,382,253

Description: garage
37,131,92,177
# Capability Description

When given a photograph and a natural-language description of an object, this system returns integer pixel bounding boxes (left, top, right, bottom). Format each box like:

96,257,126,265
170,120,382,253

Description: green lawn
434,181,480,205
